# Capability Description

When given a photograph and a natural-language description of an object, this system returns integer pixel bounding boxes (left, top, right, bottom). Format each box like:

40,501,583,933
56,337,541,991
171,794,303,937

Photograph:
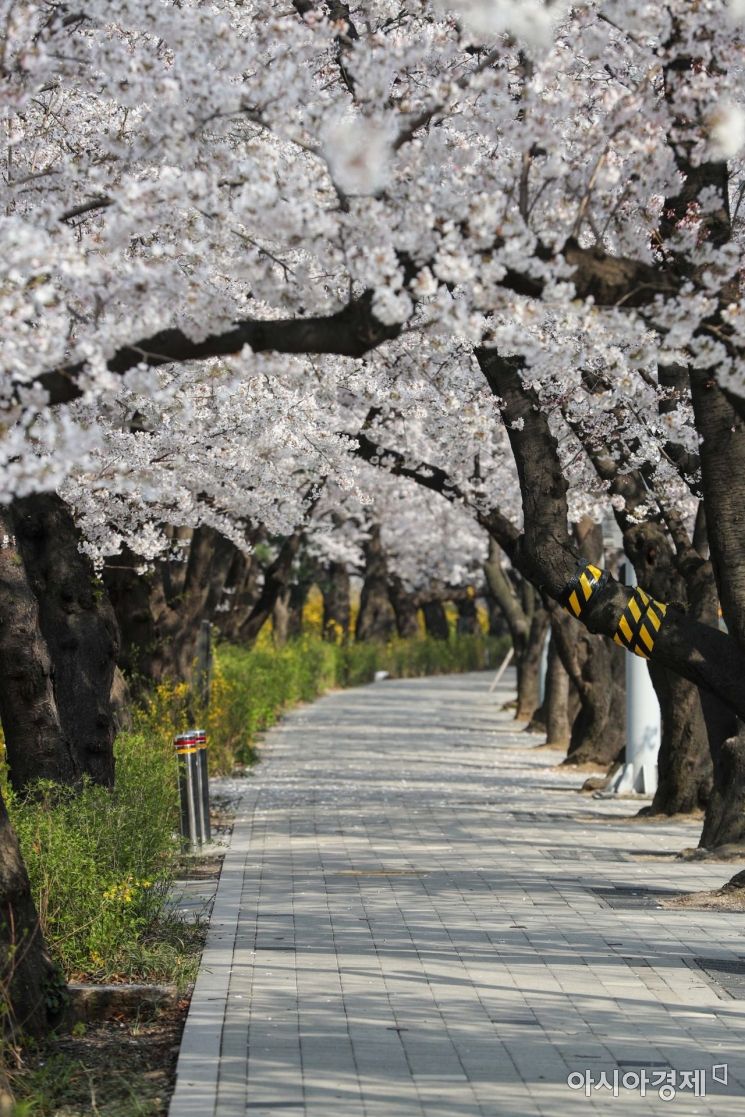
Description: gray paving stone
169,671,745,1116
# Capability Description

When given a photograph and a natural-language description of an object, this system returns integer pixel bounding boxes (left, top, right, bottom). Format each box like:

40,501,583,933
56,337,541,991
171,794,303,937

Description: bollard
192,727,212,844
174,732,202,850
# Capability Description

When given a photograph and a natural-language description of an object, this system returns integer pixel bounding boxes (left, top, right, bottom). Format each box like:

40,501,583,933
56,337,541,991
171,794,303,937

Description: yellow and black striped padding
561,562,608,619
613,586,667,659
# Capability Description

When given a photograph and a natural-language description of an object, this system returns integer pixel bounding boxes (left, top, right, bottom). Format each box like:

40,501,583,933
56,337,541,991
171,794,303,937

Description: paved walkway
169,671,745,1116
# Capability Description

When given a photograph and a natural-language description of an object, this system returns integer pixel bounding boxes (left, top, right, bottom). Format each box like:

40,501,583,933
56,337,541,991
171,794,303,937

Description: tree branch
35,293,402,406
476,346,745,720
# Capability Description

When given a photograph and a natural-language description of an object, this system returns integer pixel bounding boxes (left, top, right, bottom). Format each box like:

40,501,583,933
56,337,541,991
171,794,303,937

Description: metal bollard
192,727,211,844
174,731,202,850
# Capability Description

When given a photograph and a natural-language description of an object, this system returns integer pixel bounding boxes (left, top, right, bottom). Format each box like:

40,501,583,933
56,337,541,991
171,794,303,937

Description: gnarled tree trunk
552,613,626,767
455,595,479,635
356,524,397,642
10,495,118,787
321,562,351,642
698,694,745,849
545,633,571,749
483,538,547,721
421,599,449,640
0,790,62,1039
388,573,420,638
0,516,79,791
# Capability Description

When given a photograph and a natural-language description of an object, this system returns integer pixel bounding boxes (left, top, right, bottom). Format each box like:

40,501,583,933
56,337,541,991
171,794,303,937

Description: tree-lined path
170,672,745,1117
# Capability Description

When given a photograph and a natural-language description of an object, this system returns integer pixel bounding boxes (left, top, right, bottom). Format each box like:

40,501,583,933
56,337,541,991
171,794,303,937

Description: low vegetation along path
170,671,745,1117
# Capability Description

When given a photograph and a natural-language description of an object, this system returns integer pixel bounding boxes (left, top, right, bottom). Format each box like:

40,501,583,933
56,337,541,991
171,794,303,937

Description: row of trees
2,0,745,1042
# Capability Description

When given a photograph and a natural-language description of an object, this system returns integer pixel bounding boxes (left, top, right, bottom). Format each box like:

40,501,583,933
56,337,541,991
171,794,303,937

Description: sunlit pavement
170,670,745,1116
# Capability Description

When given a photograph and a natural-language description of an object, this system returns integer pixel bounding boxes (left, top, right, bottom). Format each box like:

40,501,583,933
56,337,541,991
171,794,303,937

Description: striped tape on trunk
561,562,608,619
613,586,667,659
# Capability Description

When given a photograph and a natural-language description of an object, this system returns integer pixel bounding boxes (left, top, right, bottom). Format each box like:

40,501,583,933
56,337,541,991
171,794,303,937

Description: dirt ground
662,883,745,913
9,997,190,1116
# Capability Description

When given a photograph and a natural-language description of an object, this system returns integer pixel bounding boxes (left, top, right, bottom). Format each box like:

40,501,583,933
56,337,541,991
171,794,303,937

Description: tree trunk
687,372,745,842
483,539,546,721
484,591,510,638
272,587,291,646
356,524,397,642
0,517,80,791
102,548,158,688
698,716,745,850
287,581,307,638
552,615,626,767
624,522,715,816
695,686,745,849
240,532,303,645
545,634,570,749
645,663,712,816
11,495,119,787
455,595,479,635
0,789,62,1039
106,528,237,685
515,607,548,722
421,600,449,640
321,562,351,642
110,666,132,732
388,573,420,638
213,544,263,643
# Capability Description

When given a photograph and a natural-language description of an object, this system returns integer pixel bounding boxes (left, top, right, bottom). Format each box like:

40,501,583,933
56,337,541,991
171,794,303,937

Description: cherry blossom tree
6,0,745,1030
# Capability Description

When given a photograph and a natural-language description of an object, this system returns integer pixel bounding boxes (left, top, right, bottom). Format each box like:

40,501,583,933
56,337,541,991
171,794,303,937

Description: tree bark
240,532,303,645
515,606,549,722
10,495,119,787
0,790,62,1039
388,573,420,638
484,591,510,638
272,587,291,646
646,663,711,816
545,633,571,749
356,525,397,642
698,695,745,848
483,539,547,721
213,543,263,643
0,516,80,791
455,595,479,635
421,600,449,640
287,581,307,639
321,561,351,642
551,612,626,767
624,523,714,816
687,371,745,843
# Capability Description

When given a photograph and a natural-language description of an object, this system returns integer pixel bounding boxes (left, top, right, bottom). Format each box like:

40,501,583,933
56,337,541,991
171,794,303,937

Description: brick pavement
169,670,745,1116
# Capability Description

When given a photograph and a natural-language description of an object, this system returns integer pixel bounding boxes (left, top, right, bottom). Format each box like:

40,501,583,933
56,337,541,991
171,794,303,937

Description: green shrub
4,733,196,987
162,631,509,775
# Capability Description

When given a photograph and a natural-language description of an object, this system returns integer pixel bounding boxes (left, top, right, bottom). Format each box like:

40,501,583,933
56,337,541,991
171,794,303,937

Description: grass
4,732,201,989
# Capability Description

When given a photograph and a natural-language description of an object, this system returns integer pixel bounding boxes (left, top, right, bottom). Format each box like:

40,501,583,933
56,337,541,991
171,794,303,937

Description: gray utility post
608,562,661,796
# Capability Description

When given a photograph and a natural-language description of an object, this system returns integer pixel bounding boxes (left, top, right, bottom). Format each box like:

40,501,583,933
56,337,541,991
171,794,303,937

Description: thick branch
476,346,745,720
36,294,401,406
32,232,689,409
